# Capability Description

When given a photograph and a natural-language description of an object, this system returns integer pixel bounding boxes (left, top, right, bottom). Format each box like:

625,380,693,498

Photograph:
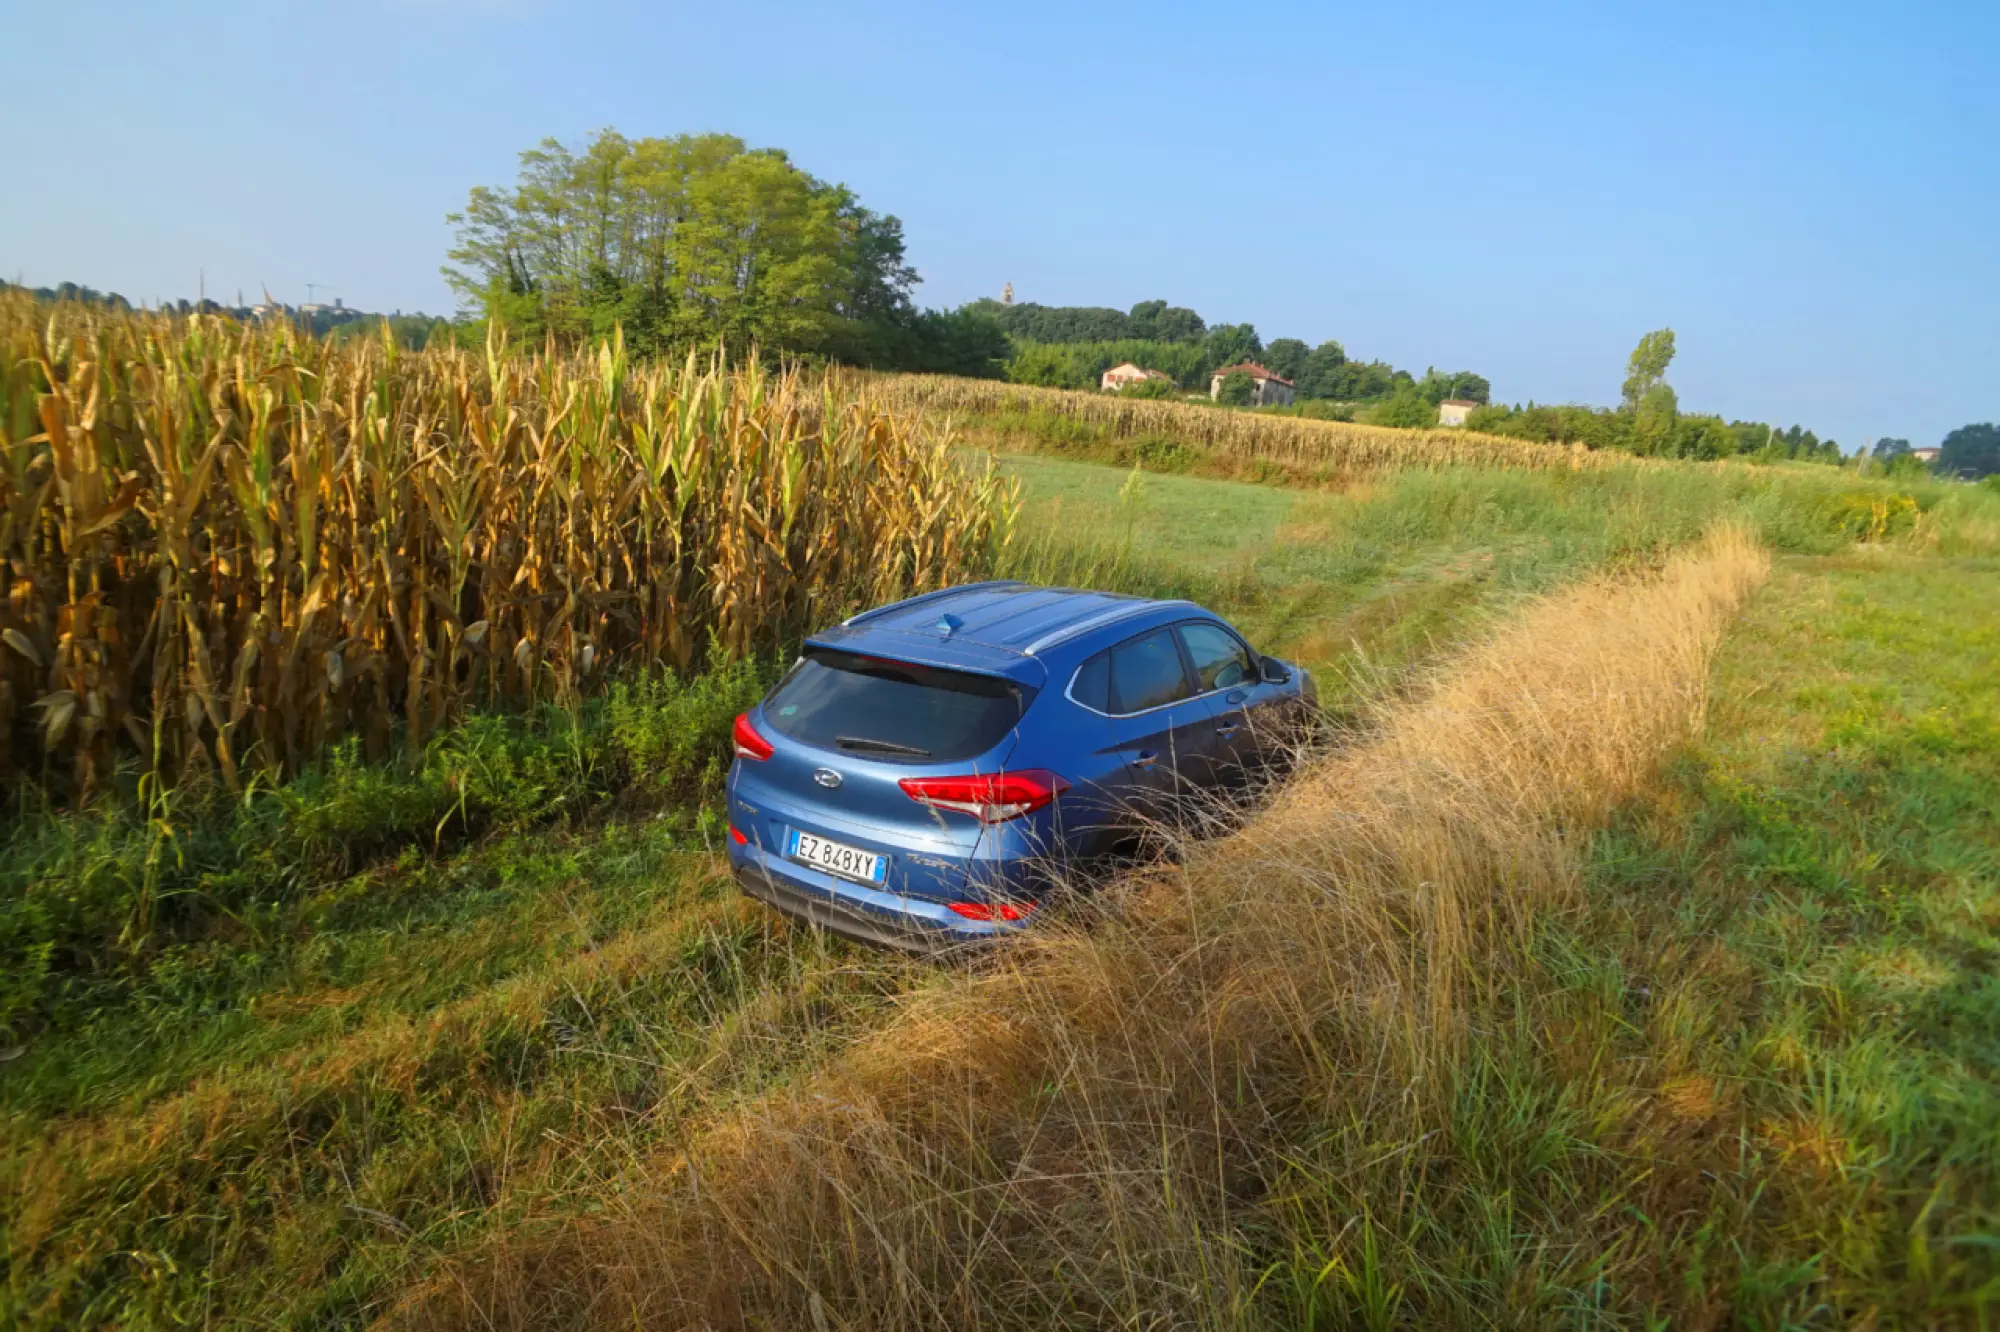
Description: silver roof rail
841,580,1030,627
1021,599,1195,656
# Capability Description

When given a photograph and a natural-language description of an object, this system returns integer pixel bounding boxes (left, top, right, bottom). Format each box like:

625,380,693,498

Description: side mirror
1260,655,1291,685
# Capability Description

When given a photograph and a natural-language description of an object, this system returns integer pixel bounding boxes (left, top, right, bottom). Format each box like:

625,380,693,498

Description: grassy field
4,428,1997,1325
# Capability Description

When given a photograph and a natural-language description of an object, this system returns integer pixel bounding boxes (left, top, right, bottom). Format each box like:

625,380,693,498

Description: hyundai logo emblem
812,767,843,789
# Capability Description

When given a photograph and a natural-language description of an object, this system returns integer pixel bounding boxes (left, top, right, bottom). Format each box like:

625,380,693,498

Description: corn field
874,375,1623,476
0,296,1015,796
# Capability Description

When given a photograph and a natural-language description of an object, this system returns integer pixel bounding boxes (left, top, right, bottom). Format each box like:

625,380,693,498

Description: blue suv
725,582,1316,949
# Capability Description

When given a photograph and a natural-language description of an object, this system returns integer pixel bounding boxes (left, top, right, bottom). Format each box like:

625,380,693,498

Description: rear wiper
835,735,932,757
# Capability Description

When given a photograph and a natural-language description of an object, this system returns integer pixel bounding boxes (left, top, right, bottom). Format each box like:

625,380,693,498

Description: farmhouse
1209,362,1296,406
1438,399,1479,427
1910,446,1942,465
1102,362,1172,392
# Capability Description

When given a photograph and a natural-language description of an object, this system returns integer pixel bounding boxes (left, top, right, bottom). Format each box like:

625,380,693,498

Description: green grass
4,449,1996,1328
998,452,1976,712
1256,549,2000,1324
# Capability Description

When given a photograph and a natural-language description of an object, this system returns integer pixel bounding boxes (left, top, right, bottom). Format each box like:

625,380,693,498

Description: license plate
787,829,888,885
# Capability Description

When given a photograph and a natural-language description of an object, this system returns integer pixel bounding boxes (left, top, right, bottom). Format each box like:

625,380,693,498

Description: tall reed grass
403,528,1770,1329
0,296,1014,796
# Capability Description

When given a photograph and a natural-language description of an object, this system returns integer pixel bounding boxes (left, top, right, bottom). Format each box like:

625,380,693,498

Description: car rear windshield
762,648,1035,764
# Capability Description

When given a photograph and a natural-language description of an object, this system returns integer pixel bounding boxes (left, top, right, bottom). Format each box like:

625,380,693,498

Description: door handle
1133,750,1160,769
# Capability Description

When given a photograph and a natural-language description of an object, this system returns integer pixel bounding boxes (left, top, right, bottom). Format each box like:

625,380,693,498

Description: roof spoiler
841,580,1030,628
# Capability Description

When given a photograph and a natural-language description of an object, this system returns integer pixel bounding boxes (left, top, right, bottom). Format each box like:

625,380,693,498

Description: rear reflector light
898,770,1069,823
947,900,1038,922
729,825,748,846
732,712,773,762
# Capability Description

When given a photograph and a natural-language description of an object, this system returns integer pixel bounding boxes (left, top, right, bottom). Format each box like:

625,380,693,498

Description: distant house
1102,362,1172,392
1910,446,1942,465
1209,362,1296,406
1437,399,1479,428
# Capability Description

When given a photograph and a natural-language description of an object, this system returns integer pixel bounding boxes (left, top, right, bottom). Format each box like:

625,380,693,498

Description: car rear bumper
728,844,1023,952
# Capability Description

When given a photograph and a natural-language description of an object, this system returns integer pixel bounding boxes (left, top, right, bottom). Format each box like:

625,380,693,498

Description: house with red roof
1208,361,1296,407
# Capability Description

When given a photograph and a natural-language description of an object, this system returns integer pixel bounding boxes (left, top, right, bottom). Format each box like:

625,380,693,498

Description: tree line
1457,329,1998,475
971,295,1491,414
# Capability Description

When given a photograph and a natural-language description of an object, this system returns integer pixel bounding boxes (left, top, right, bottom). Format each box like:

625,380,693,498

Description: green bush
1216,370,1254,406
1118,375,1178,400
0,663,770,1040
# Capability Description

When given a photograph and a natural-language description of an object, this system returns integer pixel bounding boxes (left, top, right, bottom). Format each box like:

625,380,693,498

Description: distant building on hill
1437,399,1478,427
1102,362,1172,392
1910,446,1942,465
1209,362,1295,406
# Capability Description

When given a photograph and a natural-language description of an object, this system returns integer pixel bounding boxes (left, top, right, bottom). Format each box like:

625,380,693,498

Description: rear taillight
732,712,774,762
898,770,1069,823
947,900,1038,922
729,825,748,846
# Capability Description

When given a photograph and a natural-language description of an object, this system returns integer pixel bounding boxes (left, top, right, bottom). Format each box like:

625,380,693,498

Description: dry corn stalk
0,295,1015,795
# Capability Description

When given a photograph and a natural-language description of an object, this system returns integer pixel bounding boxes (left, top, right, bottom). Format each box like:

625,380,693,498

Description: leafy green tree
1295,340,1349,398
1203,323,1262,371
1416,368,1491,406
875,308,1011,378
1125,299,1206,344
1363,383,1437,428
1635,384,1679,451
1871,437,1913,458
1937,423,2000,479
1621,328,1676,410
967,299,1130,342
1216,370,1256,406
1261,338,1310,384
1004,343,1078,387
447,129,916,359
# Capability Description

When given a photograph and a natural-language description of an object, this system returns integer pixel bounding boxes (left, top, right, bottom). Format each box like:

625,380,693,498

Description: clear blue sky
6,0,1995,449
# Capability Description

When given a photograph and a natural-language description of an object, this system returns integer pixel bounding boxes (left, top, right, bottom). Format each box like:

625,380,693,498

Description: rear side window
763,648,1033,764
1179,622,1254,691
1109,628,1193,714
1070,651,1111,712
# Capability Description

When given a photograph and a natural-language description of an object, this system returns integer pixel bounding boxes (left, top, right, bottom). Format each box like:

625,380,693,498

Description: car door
1175,619,1268,786
1099,625,1224,830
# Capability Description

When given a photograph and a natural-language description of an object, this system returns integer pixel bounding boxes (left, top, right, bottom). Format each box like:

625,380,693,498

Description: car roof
847,582,1179,651
807,582,1199,685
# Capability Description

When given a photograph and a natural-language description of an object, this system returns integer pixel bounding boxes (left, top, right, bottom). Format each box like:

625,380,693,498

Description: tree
1203,323,1262,371
1635,384,1679,451
1295,340,1349,399
1125,299,1205,344
880,308,1011,378
1622,328,1676,410
1363,383,1437,428
446,129,917,358
1937,423,2000,479
1261,338,1310,384
1416,368,1491,406
1216,370,1255,406
1871,437,1913,459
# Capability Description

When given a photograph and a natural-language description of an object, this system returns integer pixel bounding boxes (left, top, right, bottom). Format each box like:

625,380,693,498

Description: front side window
1109,628,1193,714
1179,622,1254,692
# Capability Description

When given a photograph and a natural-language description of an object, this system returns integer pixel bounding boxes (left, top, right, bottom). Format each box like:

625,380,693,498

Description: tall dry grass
402,528,1770,1329
0,296,1012,794
875,375,1620,479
